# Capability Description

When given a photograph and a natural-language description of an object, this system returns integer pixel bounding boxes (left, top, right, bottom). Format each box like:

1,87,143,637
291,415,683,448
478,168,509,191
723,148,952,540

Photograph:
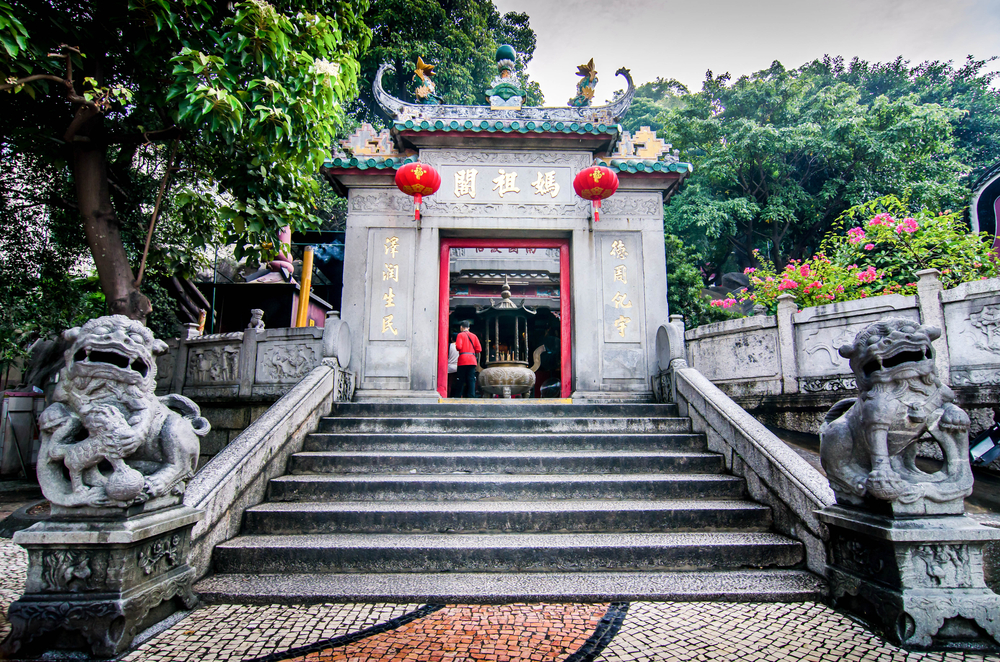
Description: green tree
1,0,370,330
803,55,1000,172
660,61,966,275
617,77,688,133
352,0,543,126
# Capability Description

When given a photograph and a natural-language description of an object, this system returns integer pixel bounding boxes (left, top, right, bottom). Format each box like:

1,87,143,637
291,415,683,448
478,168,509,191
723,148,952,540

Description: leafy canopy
0,0,370,361
660,61,967,275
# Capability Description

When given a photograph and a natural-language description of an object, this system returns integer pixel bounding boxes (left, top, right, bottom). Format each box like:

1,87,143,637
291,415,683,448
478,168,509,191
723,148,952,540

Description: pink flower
803,280,824,293
765,276,774,282
799,265,811,278
868,213,893,227
864,243,875,251
836,285,844,292
856,266,879,283
778,279,798,291
895,217,918,233
847,227,866,244
710,298,738,309
744,267,756,274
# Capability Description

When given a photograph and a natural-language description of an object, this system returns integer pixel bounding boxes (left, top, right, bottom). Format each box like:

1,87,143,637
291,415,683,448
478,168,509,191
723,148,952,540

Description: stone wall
155,319,355,464
684,270,1000,449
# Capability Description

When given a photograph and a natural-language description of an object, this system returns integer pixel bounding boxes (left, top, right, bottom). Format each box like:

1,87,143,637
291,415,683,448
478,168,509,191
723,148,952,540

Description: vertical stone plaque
368,228,415,341
601,233,642,343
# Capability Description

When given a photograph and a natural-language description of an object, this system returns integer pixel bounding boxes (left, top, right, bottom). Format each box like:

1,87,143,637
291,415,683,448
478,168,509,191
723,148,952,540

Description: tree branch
135,139,180,288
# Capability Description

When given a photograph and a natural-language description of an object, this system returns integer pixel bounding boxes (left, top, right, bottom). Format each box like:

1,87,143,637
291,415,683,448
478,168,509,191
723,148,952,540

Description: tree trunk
73,115,151,323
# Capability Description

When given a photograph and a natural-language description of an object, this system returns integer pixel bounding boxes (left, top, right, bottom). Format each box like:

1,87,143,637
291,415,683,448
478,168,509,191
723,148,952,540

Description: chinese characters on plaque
370,230,413,341
451,168,566,202
603,236,640,342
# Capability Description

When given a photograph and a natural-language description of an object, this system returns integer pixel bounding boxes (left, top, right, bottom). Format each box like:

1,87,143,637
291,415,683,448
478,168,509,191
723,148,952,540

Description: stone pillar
238,327,260,398
915,268,950,385
775,293,799,394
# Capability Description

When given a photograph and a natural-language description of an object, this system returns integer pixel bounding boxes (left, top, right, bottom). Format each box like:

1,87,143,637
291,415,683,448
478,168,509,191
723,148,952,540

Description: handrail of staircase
672,363,836,574
183,361,353,578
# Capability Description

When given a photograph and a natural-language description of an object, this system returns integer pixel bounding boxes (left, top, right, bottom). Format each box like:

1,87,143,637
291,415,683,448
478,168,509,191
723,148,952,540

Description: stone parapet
673,366,836,574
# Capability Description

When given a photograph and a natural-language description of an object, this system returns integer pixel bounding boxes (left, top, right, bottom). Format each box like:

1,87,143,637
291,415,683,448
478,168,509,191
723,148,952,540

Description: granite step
318,416,692,434
327,402,680,419
266,473,745,502
211,531,805,574
241,499,774,535
195,569,827,604
287,450,724,475
302,432,706,453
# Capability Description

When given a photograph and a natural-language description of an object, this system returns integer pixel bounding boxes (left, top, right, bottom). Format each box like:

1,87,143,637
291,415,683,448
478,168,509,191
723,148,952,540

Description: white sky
493,0,1000,104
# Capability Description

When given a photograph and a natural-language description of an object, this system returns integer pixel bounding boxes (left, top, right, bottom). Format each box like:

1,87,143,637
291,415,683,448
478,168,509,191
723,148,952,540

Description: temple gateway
322,56,691,402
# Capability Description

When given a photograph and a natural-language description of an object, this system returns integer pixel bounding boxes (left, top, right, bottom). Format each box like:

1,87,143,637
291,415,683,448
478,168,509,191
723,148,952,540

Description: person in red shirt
454,320,482,398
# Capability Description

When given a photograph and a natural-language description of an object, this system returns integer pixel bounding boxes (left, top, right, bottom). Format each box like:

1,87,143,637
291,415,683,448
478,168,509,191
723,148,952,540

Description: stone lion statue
37,315,209,509
820,318,973,514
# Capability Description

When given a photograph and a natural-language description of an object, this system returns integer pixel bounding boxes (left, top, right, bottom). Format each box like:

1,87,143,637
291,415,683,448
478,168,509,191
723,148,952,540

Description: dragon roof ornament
373,63,635,126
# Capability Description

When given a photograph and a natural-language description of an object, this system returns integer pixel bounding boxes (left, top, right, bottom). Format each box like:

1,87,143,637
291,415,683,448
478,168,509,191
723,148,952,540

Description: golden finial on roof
575,58,597,83
414,56,436,82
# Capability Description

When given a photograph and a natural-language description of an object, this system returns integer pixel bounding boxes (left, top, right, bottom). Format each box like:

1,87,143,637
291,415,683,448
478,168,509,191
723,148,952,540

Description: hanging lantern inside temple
573,165,619,222
394,162,442,221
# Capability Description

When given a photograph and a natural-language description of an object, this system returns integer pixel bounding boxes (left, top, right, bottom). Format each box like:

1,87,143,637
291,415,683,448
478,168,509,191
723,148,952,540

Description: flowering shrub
739,254,888,312
828,195,1000,292
709,298,738,309
738,195,1000,314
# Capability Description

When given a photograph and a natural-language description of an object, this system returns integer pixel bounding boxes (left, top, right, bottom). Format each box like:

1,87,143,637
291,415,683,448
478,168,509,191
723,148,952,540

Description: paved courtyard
0,537,998,661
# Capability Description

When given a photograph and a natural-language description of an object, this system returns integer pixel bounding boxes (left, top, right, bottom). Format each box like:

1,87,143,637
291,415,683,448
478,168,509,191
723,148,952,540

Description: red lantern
573,165,619,222
395,162,441,221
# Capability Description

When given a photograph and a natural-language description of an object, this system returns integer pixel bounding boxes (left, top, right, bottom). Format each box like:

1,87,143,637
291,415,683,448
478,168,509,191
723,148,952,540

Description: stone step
266,473,745,502
211,532,805,574
318,416,692,434
241,499,774,535
195,569,827,604
302,432,706,453
328,402,680,419
287,450,724,475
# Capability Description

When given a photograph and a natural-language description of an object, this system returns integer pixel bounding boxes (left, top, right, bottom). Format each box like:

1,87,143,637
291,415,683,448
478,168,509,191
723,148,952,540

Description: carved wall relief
186,344,240,384
256,342,321,383
138,534,182,576
912,544,972,587
40,550,108,593
600,194,661,217
970,303,1000,352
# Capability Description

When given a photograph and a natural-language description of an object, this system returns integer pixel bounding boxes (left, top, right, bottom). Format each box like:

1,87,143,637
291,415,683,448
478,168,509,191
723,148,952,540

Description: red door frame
438,238,572,398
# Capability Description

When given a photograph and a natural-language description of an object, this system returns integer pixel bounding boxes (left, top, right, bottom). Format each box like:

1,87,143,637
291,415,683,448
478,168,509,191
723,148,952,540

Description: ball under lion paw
105,464,144,502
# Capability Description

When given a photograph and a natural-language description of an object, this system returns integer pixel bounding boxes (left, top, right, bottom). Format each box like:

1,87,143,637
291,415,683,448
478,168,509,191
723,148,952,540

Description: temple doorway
437,238,572,399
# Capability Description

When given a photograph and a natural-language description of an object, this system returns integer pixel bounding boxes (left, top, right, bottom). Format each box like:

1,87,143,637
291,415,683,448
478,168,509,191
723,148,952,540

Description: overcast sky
493,0,1000,104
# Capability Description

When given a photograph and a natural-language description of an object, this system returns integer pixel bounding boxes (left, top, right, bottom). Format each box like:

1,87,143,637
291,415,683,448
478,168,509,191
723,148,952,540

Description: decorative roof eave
605,159,693,175
373,63,636,127
322,155,416,171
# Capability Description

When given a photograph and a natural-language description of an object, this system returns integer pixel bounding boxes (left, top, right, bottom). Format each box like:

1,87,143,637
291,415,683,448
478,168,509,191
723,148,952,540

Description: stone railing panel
182,364,337,577
792,294,918,386
684,316,781,396
942,277,1000,387
674,366,836,574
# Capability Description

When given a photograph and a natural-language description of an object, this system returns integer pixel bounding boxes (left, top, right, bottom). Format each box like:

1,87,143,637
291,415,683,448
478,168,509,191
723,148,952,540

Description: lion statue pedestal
1,316,209,659
818,318,1000,651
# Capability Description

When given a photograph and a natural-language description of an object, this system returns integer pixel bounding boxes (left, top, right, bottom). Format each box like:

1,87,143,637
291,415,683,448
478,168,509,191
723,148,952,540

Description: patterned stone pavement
1,537,999,661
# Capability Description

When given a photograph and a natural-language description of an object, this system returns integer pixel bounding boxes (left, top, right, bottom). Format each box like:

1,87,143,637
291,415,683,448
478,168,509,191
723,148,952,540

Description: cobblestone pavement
1,538,999,661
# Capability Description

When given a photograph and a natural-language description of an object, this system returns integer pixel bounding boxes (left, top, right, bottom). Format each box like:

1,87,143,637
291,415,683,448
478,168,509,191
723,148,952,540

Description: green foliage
661,61,967,275
665,234,740,328
156,0,371,263
353,0,543,125
617,77,688,133
0,0,371,351
739,196,1000,314
828,195,1000,291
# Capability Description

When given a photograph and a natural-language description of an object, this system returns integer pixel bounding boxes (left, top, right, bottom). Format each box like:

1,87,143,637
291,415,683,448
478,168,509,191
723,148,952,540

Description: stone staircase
195,402,826,603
